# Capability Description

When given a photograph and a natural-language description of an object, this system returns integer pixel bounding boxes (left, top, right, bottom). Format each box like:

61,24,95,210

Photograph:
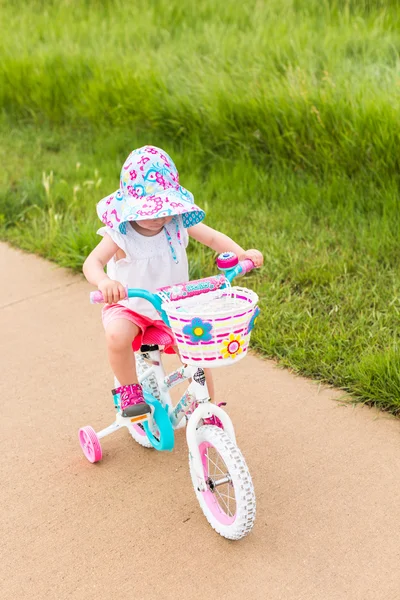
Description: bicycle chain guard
142,391,175,451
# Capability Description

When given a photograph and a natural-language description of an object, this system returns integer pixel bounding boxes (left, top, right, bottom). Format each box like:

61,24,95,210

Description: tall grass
2,0,400,177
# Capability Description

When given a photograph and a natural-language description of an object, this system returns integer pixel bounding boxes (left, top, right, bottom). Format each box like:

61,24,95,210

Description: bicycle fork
182,371,237,493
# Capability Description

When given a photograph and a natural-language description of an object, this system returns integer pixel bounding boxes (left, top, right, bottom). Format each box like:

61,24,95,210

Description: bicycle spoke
217,491,236,508
204,447,236,517
207,451,227,478
215,489,234,516
215,489,231,514
216,491,232,500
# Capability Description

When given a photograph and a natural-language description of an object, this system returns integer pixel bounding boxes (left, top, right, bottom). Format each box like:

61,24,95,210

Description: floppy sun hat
97,146,205,235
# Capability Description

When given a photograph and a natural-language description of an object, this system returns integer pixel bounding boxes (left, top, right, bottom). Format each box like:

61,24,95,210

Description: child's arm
83,234,126,303
188,223,263,267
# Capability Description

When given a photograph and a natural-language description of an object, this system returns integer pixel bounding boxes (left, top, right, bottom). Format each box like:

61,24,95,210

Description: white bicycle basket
161,286,260,368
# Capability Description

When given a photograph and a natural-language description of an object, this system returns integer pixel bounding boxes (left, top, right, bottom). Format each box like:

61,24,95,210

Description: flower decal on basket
247,306,260,334
183,318,213,342
169,285,184,299
221,334,245,359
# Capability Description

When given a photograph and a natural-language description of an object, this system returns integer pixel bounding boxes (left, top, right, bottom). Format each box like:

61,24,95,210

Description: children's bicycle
79,252,260,540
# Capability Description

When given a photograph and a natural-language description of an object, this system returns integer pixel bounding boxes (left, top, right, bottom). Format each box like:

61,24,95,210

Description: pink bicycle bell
216,252,239,273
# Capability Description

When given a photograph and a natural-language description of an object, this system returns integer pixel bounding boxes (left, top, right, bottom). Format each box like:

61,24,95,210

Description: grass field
1,0,400,412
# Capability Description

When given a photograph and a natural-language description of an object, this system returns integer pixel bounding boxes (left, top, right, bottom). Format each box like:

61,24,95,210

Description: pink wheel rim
132,423,147,437
79,426,102,463
199,441,237,525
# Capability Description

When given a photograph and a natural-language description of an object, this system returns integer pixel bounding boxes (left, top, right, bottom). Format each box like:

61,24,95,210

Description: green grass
1,0,400,414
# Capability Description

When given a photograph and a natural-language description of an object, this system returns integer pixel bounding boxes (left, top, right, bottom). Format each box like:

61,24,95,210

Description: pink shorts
102,304,176,354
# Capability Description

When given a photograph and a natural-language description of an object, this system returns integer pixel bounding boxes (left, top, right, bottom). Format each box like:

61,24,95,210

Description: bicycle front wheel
189,425,256,540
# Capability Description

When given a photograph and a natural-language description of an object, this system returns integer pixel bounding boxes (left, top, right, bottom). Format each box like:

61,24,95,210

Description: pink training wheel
216,252,239,270
79,426,103,463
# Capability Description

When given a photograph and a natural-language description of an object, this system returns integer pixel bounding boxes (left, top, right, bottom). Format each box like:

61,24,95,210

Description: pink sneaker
112,383,145,412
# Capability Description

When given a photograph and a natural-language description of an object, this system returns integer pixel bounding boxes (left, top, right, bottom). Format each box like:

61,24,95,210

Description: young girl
83,146,263,411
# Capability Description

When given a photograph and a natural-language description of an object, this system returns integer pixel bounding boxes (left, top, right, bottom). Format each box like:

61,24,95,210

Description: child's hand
98,277,126,304
240,249,263,268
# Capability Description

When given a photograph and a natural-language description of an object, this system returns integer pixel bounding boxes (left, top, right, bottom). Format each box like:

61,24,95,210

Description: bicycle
79,252,260,540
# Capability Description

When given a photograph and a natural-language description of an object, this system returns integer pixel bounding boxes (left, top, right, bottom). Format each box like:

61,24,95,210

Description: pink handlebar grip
239,259,255,275
89,286,128,304
90,290,105,304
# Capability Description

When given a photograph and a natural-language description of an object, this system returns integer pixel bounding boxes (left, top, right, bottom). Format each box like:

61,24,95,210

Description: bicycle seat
142,326,174,347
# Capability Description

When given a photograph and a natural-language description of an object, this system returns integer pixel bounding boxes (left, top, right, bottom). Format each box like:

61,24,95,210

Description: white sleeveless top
97,216,189,320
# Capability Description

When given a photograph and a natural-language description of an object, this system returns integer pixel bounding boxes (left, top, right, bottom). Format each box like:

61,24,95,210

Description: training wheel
79,426,103,463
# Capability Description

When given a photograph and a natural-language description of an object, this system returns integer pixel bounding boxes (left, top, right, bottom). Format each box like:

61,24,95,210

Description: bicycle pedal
122,404,151,418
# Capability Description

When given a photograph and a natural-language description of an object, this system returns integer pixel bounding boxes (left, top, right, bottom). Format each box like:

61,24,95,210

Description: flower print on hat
96,146,205,233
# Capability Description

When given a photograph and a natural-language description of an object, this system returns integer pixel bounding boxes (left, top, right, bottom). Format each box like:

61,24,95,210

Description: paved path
1,242,400,600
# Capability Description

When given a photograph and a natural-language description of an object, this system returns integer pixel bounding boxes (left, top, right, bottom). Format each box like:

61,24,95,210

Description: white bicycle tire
189,425,256,540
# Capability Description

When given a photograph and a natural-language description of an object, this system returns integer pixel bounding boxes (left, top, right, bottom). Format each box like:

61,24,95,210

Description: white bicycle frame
137,349,237,493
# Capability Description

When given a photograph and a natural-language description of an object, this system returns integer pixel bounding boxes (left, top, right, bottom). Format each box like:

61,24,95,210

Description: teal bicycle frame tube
224,263,245,283
126,288,171,326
